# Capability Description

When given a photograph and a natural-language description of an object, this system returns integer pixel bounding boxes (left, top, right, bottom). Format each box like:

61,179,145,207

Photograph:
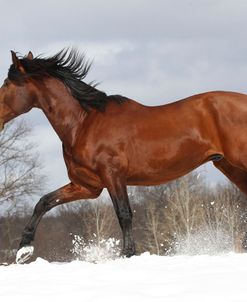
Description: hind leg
213,158,247,249
213,158,247,195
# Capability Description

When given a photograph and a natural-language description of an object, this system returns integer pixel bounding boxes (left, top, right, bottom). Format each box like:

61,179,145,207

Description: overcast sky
1,0,246,191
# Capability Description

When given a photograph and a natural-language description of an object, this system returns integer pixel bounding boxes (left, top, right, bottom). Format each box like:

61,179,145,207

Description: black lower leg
111,195,135,257
19,192,57,249
16,182,102,264
120,208,135,257
19,183,102,251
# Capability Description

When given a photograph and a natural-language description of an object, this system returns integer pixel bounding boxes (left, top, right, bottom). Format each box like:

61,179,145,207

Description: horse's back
76,91,247,186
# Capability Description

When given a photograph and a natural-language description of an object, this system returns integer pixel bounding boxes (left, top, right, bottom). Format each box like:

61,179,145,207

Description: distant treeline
1,172,247,264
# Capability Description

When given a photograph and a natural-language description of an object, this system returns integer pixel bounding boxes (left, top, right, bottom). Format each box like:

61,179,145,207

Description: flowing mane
8,48,126,111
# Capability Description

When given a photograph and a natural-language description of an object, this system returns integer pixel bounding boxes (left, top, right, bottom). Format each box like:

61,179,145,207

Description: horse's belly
127,165,199,186
126,150,208,186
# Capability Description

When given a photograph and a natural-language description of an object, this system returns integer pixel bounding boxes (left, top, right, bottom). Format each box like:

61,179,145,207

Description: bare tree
64,198,119,241
165,174,202,247
129,186,168,255
0,120,46,263
200,183,247,253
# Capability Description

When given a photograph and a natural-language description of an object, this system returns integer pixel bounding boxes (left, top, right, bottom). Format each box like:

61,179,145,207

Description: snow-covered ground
1,253,247,302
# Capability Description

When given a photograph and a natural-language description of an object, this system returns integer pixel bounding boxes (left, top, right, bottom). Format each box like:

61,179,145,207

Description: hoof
122,247,136,258
16,246,34,264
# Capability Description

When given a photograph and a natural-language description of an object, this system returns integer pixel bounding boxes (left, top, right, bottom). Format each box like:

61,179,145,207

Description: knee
35,193,55,213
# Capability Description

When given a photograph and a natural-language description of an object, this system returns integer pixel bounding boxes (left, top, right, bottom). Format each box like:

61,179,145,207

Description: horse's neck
37,79,86,147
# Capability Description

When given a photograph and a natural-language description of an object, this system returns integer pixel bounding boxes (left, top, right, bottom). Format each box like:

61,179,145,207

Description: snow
1,253,247,302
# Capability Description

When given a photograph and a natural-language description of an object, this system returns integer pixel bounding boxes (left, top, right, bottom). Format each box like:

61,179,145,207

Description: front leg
16,182,102,263
101,166,135,257
109,186,136,258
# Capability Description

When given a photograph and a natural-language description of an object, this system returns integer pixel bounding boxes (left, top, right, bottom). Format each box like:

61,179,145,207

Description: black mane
8,48,127,111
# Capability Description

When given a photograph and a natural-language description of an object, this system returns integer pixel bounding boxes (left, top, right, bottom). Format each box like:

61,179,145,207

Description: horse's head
0,51,37,131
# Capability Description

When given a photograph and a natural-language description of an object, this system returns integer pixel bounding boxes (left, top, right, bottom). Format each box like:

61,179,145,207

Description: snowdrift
1,253,247,302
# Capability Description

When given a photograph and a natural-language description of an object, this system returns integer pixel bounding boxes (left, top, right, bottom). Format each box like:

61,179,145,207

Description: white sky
1,0,246,190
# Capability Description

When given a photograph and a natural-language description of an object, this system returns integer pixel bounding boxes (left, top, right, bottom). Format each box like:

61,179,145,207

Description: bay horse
0,49,246,263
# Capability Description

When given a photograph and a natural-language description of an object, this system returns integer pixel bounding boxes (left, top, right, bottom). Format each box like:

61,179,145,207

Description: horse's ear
10,50,25,72
27,51,34,60
11,51,21,67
